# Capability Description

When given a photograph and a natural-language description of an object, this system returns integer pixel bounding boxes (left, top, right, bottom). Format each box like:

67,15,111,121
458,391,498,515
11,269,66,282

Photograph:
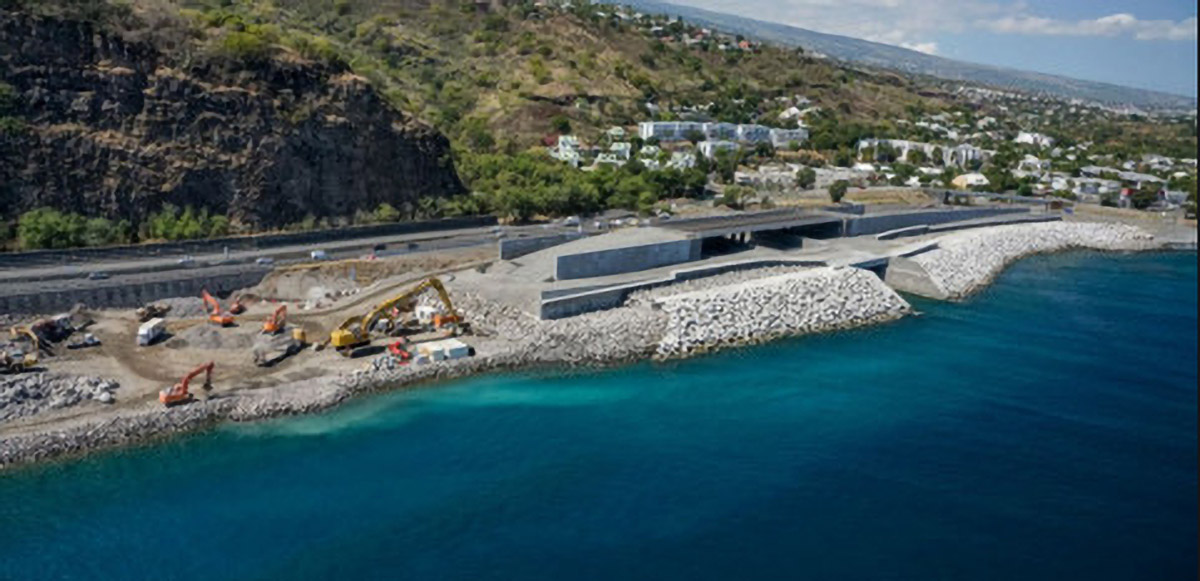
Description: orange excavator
229,296,247,315
159,361,214,406
262,304,287,334
201,290,235,327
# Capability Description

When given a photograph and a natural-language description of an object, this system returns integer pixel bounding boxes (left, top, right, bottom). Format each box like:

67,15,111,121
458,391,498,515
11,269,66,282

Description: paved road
0,223,579,296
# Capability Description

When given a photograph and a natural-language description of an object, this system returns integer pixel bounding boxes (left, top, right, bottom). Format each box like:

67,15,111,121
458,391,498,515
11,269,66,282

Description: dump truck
252,327,307,367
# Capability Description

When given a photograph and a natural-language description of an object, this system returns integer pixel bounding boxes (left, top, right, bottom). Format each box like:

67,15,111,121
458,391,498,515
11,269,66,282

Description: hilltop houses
637,121,808,148
1014,131,1056,148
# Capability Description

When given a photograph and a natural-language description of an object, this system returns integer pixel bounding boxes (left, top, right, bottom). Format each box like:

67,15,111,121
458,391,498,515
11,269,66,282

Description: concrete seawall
843,207,1028,237
540,258,828,319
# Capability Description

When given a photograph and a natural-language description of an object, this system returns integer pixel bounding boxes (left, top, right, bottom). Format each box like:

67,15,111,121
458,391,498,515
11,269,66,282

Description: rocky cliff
0,10,464,229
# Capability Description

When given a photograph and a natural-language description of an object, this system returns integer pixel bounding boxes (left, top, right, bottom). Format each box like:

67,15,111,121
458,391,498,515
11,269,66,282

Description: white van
137,318,165,346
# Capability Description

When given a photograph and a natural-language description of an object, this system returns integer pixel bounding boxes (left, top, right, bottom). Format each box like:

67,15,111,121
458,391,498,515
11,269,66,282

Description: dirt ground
1,248,497,433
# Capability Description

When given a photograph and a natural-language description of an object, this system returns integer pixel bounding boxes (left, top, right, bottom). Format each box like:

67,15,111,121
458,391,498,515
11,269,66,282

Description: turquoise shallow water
1,252,1196,580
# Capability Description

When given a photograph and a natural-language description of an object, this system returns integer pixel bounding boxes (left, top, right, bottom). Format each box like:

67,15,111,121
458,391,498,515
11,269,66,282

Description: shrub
829,180,849,203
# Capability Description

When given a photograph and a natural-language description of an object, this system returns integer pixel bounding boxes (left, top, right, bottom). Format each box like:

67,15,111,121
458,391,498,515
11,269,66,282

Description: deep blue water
1,252,1196,580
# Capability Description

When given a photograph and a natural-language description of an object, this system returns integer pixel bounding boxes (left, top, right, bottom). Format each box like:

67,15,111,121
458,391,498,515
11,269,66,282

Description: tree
684,129,705,145
795,167,816,190
373,202,401,223
828,180,849,204
720,185,752,210
550,115,572,135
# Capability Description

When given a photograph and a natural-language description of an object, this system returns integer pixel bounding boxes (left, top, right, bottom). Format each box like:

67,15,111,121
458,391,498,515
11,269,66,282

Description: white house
1015,131,1055,148
769,128,808,148
699,140,738,158
951,173,990,189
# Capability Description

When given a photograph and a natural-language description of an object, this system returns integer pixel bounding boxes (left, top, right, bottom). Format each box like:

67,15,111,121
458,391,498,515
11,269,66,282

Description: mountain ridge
606,0,1197,110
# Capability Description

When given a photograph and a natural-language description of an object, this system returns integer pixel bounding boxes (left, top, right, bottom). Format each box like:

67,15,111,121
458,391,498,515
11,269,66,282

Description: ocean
1,251,1196,580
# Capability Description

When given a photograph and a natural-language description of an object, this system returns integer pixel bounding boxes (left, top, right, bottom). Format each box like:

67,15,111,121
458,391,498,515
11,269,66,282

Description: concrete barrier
844,207,1028,237
540,257,828,319
499,232,586,260
0,268,270,314
554,238,701,281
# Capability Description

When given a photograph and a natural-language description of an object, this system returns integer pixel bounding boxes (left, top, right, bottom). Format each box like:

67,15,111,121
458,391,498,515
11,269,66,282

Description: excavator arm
328,277,462,352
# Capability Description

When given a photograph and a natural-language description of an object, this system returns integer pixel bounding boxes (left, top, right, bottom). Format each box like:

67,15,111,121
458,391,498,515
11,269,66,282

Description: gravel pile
155,297,208,319
0,373,120,422
912,222,1158,299
654,266,911,357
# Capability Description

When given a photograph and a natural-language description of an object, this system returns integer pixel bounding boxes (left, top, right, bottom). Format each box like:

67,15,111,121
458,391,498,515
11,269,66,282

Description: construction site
1,196,1191,467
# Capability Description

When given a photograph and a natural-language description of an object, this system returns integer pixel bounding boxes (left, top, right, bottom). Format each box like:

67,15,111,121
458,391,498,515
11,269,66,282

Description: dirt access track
1,246,495,437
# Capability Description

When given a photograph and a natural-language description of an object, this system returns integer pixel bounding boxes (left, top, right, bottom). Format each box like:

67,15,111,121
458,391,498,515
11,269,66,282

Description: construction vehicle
387,338,413,364
136,303,171,322
138,318,166,346
67,333,101,349
229,296,247,315
329,277,465,356
253,327,307,367
159,361,214,406
1,331,38,373
262,304,287,334
201,290,235,327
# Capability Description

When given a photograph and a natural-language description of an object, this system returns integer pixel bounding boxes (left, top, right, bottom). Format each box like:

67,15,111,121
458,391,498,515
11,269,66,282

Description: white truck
137,318,166,346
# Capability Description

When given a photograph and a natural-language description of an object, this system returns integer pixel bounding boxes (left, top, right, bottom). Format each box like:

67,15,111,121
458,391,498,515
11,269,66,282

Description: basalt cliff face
0,10,464,229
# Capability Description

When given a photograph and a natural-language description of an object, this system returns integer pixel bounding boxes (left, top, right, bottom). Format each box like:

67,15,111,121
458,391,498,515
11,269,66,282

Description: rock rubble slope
654,266,911,357
908,222,1158,299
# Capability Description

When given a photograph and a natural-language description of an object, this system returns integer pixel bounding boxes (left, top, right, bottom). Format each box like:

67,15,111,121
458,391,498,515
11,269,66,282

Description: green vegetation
794,167,816,190
828,180,849,203
456,151,708,221
144,204,231,241
16,207,132,250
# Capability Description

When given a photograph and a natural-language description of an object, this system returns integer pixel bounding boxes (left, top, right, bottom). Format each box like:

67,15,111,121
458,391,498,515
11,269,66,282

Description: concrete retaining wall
554,238,701,281
499,232,586,260
540,257,828,319
0,216,496,269
844,207,1027,237
0,268,269,314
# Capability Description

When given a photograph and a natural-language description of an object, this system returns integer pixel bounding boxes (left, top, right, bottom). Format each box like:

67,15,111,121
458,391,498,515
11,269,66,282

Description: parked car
176,255,195,266
562,215,581,227
255,257,275,266
86,271,110,280
373,243,387,252
310,250,329,261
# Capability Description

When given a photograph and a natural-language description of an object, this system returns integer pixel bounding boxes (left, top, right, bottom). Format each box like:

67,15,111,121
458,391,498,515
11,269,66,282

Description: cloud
980,13,1198,41
900,41,939,55
675,0,1197,52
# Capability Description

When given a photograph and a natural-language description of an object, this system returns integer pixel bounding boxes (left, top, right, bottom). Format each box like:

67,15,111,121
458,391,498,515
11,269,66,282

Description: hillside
611,0,1198,111
0,1,463,238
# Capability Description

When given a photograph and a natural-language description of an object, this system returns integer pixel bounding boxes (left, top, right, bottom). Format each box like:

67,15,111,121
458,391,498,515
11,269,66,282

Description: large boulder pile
910,222,1158,299
654,266,911,357
0,373,120,422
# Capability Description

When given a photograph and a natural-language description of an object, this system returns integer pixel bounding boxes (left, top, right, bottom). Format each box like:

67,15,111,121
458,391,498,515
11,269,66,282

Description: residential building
951,173,990,189
768,128,808,148
698,140,738,158
1014,131,1055,148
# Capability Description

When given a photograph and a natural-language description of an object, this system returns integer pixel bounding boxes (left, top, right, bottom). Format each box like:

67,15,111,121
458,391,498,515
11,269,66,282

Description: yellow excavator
329,277,465,356
2,326,40,374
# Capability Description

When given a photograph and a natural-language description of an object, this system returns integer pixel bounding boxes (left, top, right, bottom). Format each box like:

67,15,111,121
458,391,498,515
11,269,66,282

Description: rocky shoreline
0,221,1180,470
904,222,1160,299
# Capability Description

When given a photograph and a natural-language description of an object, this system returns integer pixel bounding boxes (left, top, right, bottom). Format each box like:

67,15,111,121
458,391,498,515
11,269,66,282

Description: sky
665,0,1198,97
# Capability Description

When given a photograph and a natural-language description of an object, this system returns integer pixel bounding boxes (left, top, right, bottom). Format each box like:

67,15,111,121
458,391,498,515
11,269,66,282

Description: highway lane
0,223,578,288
